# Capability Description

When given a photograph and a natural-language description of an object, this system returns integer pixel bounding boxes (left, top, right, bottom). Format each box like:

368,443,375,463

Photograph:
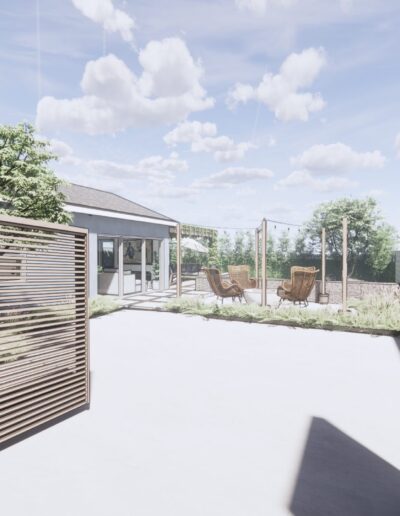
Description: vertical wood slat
0,214,89,446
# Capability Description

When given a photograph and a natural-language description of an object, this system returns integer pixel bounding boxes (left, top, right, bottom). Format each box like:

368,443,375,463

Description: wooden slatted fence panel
0,214,89,445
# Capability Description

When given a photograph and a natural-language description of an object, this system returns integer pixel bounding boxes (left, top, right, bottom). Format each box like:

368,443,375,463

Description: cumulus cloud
193,167,274,189
87,154,188,183
36,38,214,135
395,133,400,158
227,47,326,122
291,143,386,174
51,138,187,184
164,121,217,144
164,120,255,162
47,138,74,158
235,0,296,14
72,0,135,43
276,170,357,192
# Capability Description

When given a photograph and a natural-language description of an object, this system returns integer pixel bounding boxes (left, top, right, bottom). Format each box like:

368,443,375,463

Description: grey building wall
88,232,98,298
70,212,173,298
71,212,171,239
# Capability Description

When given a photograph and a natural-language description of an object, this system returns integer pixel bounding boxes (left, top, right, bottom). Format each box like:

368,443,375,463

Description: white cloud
164,121,217,145
276,170,357,192
164,120,255,162
291,143,386,174
193,167,274,189
365,189,384,198
36,38,214,135
149,184,198,199
235,0,296,15
72,0,135,43
227,47,326,122
395,133,400,158
52,138,188,184
87,154,188,183
47,138,74,158
236,0,355,15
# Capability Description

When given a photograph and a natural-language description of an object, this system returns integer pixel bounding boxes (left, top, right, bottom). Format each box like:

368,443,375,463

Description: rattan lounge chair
228,265,257,289
277,266,319,307
202,267,244,303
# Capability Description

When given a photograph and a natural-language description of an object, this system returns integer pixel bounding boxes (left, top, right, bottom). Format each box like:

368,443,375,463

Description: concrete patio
119,279,342,311
1,310,399,515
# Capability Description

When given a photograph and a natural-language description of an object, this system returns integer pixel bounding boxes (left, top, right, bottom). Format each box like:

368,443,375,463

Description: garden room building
60,183,176,298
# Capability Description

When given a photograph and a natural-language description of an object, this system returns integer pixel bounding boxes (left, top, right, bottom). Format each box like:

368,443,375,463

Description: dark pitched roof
60,183,175,223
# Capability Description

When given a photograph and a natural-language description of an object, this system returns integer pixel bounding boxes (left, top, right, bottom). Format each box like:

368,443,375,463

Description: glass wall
149,240,160,291
98,238,118,295
97,237,163,295
123,238,142,292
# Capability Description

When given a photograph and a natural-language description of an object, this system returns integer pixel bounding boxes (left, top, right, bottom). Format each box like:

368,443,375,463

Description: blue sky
1,0,399,232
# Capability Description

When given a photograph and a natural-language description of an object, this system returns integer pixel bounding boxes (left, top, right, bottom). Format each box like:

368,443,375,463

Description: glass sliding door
149,240,161,291
123,238,142,292
98,238,118,295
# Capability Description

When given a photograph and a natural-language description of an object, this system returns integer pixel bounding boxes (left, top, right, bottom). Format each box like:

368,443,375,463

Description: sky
1,0,400,232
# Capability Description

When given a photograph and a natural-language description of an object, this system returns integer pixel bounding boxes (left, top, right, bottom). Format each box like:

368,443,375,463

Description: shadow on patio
395,336,400,355
289,417,400,516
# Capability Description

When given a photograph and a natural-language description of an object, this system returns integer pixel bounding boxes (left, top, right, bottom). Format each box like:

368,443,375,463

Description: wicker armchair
202,267,244,302
228,265,257,290
277,266,319,307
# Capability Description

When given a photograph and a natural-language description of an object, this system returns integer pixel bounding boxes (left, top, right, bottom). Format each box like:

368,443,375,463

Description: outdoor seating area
277,266,319,307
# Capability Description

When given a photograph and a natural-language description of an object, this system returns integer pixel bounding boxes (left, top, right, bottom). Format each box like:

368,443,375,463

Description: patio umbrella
181,238,209,253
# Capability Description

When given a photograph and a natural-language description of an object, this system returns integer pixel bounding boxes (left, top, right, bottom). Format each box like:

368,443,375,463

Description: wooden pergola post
141,238,147,292
342,217,348,311
261,218,267,307
176,222,182,298
118,237,124,298
255,229,259,288
321,227,326,295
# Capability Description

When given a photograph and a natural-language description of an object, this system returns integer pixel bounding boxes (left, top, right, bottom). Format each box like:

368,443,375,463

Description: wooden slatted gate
0,214,89,446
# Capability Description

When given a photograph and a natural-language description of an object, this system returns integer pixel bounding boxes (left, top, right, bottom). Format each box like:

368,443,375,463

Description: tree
232,231,245,264
208,235,220,268
275,231,292,277
218,231,233,271
243,231,255,273
303,198,398,278
266,234,278,277
0,123,70,224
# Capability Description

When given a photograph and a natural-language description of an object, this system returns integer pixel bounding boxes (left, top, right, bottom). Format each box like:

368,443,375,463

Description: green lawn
165,292,400,335
89,296,121,318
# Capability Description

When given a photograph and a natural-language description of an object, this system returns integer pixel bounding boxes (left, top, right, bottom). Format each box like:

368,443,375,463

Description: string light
182,217,302,232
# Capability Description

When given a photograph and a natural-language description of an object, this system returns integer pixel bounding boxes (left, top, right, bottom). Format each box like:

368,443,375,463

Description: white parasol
181,238,209,253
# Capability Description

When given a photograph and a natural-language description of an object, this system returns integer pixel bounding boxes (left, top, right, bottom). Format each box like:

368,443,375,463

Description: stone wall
195,273,399,303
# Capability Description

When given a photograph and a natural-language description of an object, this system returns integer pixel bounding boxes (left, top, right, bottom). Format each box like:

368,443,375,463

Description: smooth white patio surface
1,310,399,515
119,279,341,311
